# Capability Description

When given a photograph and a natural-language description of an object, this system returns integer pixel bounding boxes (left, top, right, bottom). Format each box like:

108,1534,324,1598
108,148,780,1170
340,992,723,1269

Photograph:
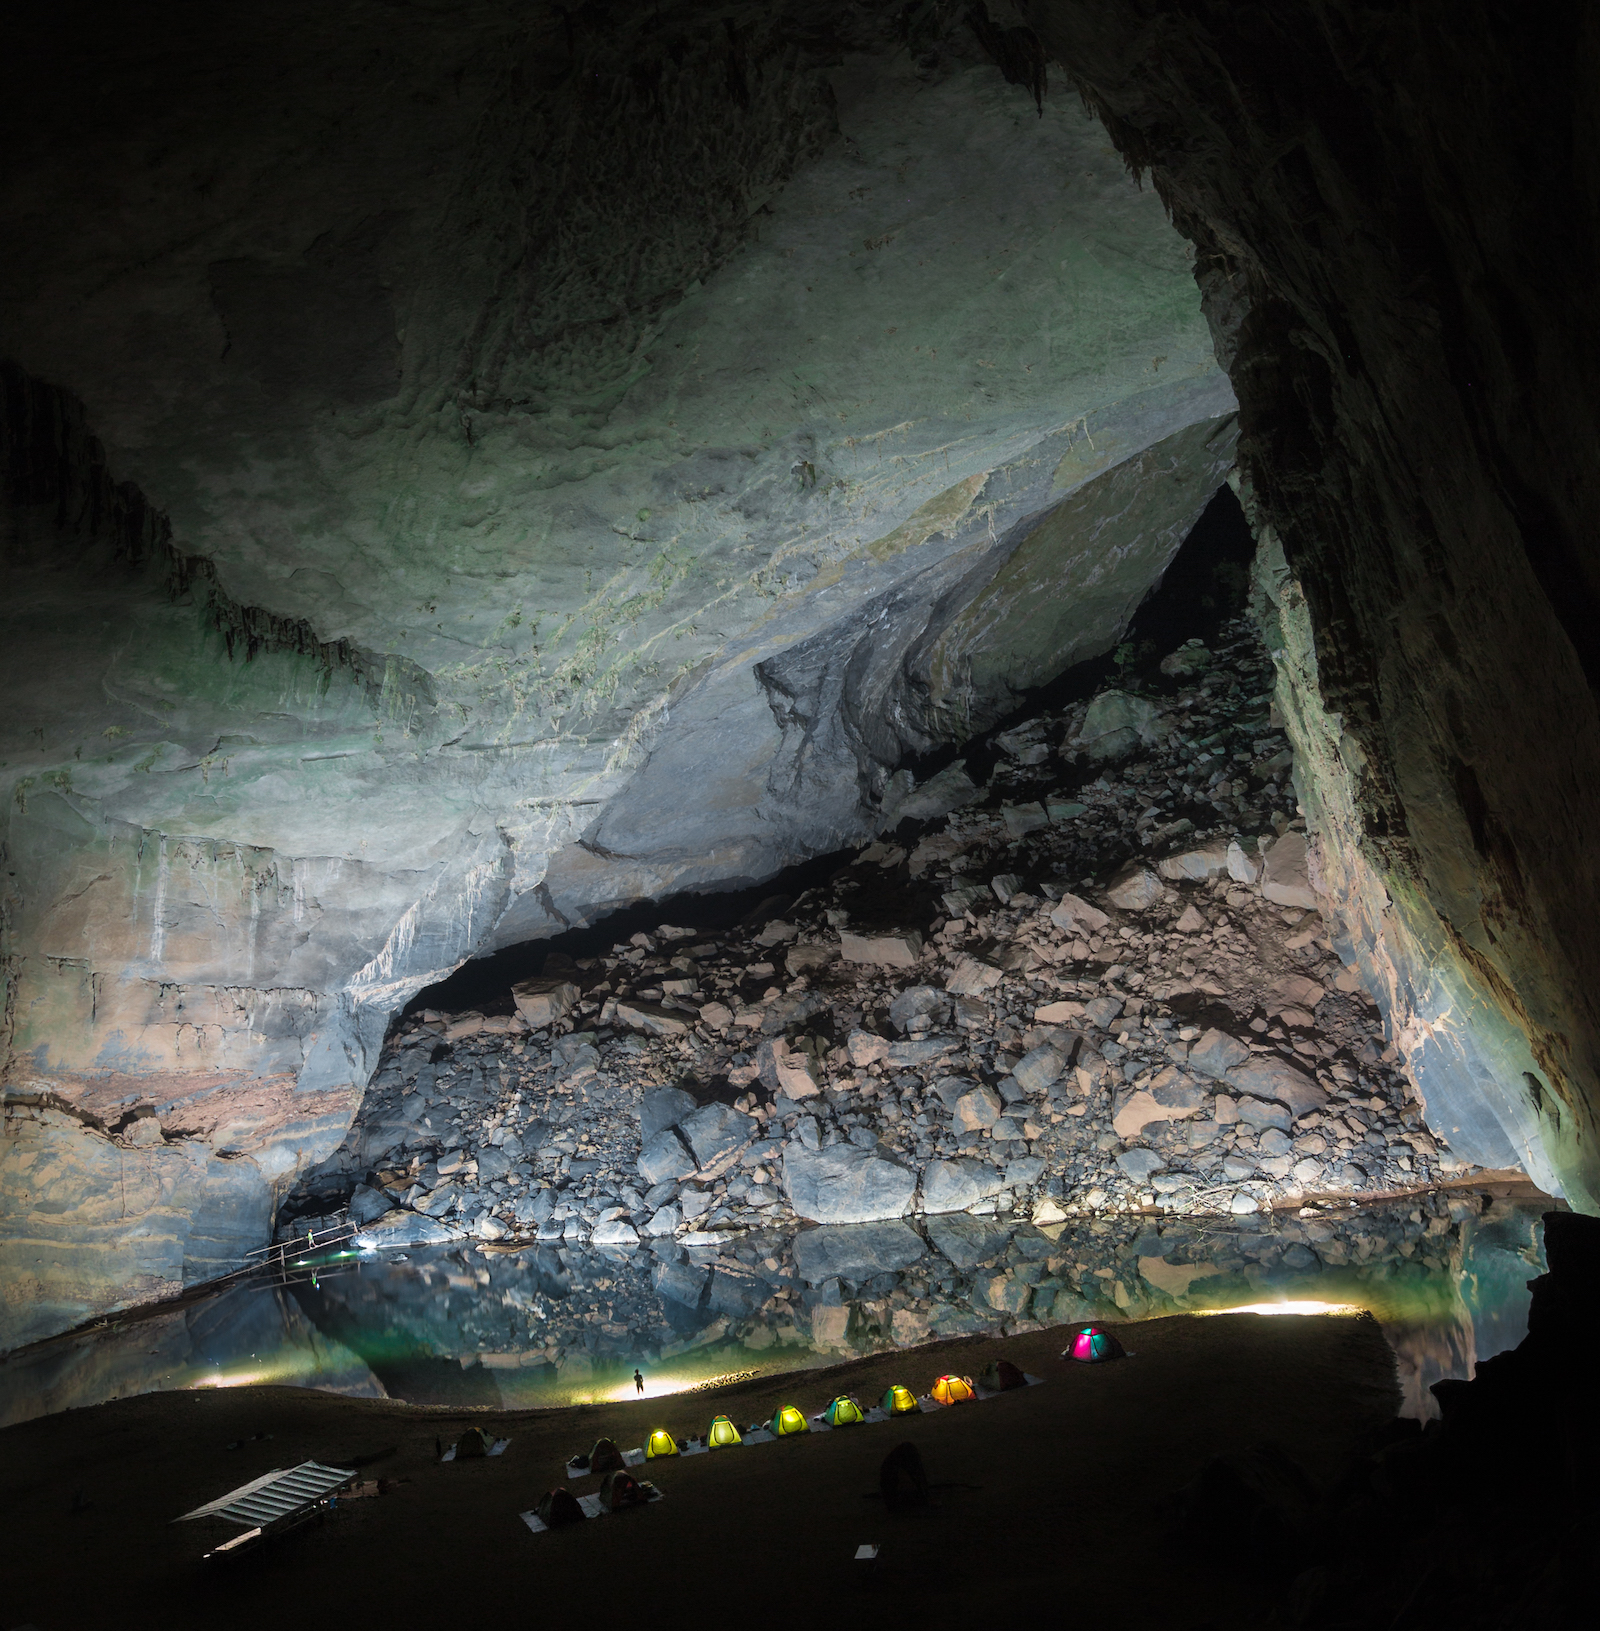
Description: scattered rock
839,929,923,968
1105,866,1167,911
512,977,581,1029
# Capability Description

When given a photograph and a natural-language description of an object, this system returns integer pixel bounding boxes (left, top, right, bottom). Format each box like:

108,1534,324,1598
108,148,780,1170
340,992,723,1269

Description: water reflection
0,1193,1549,1429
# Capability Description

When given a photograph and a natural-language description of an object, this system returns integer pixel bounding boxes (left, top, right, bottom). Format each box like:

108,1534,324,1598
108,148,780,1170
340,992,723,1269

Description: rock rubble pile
293,616,1472,1254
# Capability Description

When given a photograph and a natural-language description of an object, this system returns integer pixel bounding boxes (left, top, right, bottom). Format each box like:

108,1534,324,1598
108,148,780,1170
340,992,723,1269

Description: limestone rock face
0,6,1236,1342
1028,1,1600,1206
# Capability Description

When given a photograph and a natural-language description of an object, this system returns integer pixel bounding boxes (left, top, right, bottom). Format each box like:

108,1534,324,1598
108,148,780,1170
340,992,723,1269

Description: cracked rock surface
0,5,1235,1346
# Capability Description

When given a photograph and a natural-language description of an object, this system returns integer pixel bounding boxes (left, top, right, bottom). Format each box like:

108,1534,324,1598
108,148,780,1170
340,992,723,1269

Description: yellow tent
707,1414,742,1449
823,1395,865,1426
882,1384,919,1416
770,1403,810,1436
646,1428,679,1459
930,1374,976,1406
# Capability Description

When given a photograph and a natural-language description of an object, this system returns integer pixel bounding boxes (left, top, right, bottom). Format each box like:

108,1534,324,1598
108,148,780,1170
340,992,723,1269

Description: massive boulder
781,1141,917,1225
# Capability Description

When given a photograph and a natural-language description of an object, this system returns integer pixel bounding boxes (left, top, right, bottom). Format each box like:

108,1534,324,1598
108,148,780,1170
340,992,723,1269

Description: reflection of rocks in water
3,1192,1550,1421
1377,1198,1546,1419
0,1283,385,1429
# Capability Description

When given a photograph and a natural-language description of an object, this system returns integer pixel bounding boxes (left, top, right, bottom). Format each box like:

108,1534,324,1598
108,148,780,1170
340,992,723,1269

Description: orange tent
930,1374,976,1406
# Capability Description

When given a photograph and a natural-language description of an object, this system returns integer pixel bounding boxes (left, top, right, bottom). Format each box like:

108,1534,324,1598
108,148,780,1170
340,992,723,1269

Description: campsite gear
536,1487,586,1527
646,1428,679,1459
770,1403,810,1436
930,1374,976,1406
588,1437,626,1474
600,1469,650,1510
980,1358,1027,1392
882,1383,919,1416
879,1442,929,1511
708,1415,742,1449
1064,1323,1126,1363
823,1395,866,1426
568,1451,590,1470
456,1426,492,1459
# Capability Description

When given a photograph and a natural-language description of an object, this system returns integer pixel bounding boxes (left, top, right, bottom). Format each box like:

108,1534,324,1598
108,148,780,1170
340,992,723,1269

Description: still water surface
0,1193,1548,1429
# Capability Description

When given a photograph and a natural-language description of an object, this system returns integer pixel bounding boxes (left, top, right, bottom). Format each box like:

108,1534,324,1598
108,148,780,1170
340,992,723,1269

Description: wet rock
642,1203,681,1236
782,1143,916,1224
592,1218,640,1248
792,1220,925,1283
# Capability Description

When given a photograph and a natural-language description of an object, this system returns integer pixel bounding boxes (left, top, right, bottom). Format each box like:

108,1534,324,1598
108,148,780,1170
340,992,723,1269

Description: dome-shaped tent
1063,1323,1126,1363
536,1486,586,1527
770,1403,810,1436
823,1395,865,1426
707,1414,742,1449
586,1437,626,1474
645,1428,679,1459
931,1374,976,1405
881,1383,919,1416
980,1358,1027,1392
600,1469,651,1510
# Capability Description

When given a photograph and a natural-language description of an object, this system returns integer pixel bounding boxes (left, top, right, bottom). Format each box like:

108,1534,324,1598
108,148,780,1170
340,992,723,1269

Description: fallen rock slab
839,929,924,968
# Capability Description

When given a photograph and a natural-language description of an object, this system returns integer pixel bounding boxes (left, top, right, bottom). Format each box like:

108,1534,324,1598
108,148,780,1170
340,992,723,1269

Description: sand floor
0,1310,1400,1631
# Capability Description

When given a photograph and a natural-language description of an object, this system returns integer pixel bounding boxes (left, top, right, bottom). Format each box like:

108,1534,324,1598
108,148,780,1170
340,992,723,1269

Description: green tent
823,1395,865,1426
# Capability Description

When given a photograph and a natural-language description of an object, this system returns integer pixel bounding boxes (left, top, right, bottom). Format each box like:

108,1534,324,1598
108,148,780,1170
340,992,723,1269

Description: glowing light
1199,1300,1364,1317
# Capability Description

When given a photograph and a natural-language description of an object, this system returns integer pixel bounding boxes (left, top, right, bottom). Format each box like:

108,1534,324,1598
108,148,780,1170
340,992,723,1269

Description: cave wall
0,2,1236,1343
1024,0,1600,1206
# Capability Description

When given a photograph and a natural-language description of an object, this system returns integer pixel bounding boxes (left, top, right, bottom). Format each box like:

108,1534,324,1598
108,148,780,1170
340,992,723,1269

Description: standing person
633,1368,644,1395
